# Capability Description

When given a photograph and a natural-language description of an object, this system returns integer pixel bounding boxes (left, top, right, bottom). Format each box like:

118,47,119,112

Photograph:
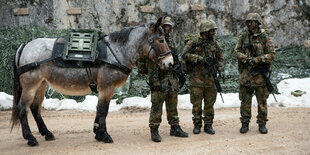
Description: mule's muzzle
159,52,174,70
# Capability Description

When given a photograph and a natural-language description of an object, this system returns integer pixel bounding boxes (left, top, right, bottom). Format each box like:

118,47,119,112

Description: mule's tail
11,51,22,131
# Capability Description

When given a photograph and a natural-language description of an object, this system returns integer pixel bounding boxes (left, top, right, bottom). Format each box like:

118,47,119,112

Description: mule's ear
155,17,164,29
149,23,155,33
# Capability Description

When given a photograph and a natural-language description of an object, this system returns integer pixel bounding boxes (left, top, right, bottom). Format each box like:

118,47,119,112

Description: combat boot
170,125,188,137
193,124,202,134
240,123,249,133
204,124,215,134
258,124,268,134
150,127,161,142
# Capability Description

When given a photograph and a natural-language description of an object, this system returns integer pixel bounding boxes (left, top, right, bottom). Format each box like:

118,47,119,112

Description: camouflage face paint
246,20,259,34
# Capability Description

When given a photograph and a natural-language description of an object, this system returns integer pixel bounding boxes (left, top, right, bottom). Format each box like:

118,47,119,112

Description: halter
145,24,172,61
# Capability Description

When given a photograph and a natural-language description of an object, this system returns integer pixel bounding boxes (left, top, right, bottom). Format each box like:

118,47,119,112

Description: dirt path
0,107,309,154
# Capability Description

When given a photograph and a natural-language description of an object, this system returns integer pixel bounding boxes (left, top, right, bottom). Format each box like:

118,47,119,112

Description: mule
11,17,174,146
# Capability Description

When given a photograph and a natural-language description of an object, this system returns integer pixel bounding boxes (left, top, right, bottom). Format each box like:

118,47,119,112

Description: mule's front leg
94,99,113,143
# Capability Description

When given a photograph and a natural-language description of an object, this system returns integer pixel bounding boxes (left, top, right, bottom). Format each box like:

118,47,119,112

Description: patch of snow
1,78,309,111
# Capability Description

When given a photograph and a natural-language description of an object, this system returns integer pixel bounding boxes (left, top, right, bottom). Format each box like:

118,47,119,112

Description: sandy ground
0,107,309,155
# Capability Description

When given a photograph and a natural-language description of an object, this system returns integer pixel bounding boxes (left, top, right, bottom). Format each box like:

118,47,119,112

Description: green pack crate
63,29,99,62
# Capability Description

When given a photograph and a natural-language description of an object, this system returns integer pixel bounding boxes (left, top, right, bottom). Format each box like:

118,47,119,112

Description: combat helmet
163,16,174,27
199,19,218,33
246,13,263,25
184,33,199,43
184,34,193,42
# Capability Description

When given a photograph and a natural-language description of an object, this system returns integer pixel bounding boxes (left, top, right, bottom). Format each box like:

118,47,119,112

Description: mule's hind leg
30,82,55,141
17,91,39,146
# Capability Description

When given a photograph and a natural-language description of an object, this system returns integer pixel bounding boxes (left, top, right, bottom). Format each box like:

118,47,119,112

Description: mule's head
144,17,174,69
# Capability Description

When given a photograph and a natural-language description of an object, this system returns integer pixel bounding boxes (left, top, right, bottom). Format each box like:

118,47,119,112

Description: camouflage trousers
190,85,217,125
239,85,269,124
149,90,179,128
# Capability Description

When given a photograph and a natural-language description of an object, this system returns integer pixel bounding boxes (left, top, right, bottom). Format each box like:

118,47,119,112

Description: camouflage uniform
182,20,224,127
234,13,276,125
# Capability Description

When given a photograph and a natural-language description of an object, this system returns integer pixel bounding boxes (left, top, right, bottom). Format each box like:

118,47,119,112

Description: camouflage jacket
137,35,179,92
234,28,276,86
165,35,176,49
182,37,224,87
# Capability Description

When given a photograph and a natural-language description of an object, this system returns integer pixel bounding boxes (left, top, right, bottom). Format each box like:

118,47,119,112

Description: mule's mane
109,27,135,44
109,24,152,44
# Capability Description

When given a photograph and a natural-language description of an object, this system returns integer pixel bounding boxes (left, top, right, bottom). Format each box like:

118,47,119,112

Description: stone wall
1,0,309,48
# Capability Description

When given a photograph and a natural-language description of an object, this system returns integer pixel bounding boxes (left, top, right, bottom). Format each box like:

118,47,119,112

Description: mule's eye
159,39,164,43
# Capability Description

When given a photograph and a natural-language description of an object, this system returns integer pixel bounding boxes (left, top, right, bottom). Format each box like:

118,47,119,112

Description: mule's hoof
103,135,113,143
95,132,113,143
45,132,55,141
27,137,38,146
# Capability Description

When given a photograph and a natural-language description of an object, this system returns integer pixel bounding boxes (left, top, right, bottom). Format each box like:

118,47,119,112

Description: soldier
138,16,188,142
182,19,224,134
234,13,276,134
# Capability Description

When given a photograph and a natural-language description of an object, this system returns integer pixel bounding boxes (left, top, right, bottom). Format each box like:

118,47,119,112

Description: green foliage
273,45,310,69
271,45,310,93
0,25,65,95
214,35,238,63
214,35,239,92
112,67,150,104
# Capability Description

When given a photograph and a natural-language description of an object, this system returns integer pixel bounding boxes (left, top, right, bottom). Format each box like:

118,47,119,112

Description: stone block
304,40,310,50
13,8,29,16
139,6,154,13
66,8,82,15
190,4,204,11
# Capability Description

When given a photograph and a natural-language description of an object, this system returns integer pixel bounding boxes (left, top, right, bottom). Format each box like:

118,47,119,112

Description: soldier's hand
197,55,204,62
253,57,261,64
249,57,260,66
220,72,225,79
246,56,252,63
193,55,203,63
247,56,255,66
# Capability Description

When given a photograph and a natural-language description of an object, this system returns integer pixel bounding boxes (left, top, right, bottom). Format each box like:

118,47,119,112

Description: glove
247,57,258,66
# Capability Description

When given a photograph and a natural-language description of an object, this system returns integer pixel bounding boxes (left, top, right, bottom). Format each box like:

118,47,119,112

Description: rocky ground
0,107,309,154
